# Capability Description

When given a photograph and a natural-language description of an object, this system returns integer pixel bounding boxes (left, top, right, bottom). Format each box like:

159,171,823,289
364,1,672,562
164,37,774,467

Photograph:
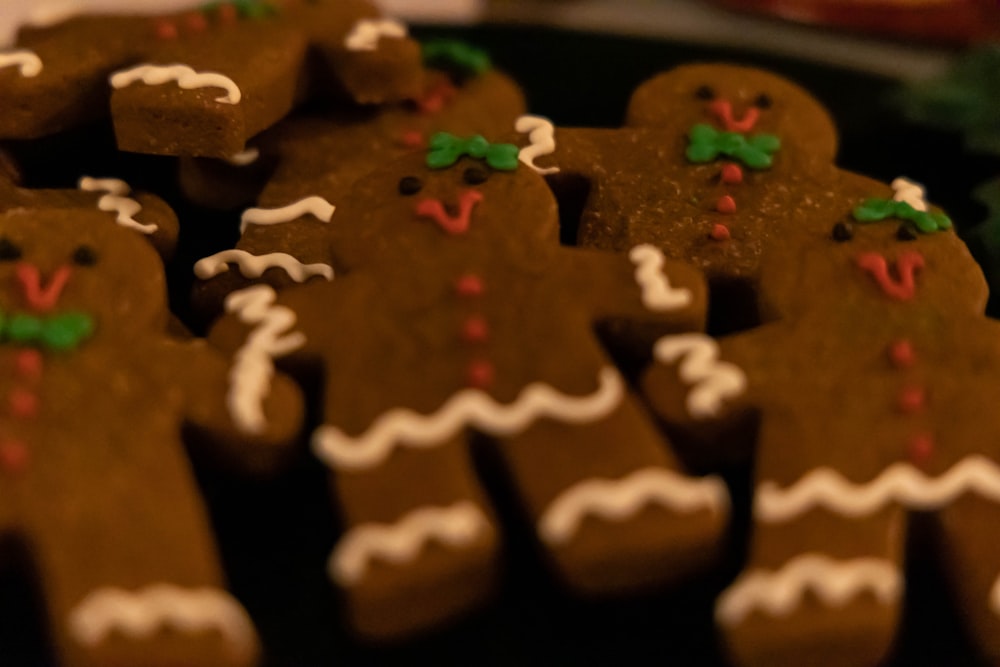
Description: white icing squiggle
110,64,241,104
224,285,306,434
344,18,408,51
194,250,334,282
68,584,256,659
628,244,693,311
239,196,336,234
78,176,157,234
313,366,625,471
0,49,42,77
891,176,928,212
652,334,746,419
757,455,1000,523
716,554,901,626
515,115,560,175
330,500,491,585
539,466,728,545
224,148,260,167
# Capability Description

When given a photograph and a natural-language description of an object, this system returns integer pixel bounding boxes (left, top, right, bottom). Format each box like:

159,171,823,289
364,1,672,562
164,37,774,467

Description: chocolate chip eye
463,166,489,185
831,222,854,242
896,223,918,242
398,176,423,196
72,245,98,266
0,237,21,261
754,93,772,109
694,85,715,101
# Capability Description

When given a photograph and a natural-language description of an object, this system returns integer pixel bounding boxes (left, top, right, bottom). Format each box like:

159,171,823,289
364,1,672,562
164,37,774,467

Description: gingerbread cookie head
625,63,838,164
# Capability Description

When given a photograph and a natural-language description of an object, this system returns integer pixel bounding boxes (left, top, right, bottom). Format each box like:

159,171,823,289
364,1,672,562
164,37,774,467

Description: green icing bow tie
427,133,519,171
0,310,94,351
200,0,278,18
422,39,492,77
686,124,781,169
853,198,953,233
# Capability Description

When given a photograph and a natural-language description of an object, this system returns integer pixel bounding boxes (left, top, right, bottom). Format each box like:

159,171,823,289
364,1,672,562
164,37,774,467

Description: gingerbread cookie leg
320,434,499,639
937,493,1000,662
29,469,258,667
500,386,728,593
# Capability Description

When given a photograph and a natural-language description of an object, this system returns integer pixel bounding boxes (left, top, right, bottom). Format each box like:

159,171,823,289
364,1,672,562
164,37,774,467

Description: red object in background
712,0,1000,44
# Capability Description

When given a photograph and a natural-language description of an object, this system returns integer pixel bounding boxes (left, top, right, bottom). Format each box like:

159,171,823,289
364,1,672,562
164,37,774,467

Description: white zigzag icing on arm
78,177,157,234
653,333,746,418
224,147,260,167
68,584,256,659
756,455,1000,523
891,176,929,212
330,501,491,585
194,250,334,282
538,466,728,545
344,18,408,51
628,244,693,311
313,366,624,471
110,64,241,104
0,49,42,77
515,115,560,175
239,196,336,234
223,285,306,434
716,554,901,627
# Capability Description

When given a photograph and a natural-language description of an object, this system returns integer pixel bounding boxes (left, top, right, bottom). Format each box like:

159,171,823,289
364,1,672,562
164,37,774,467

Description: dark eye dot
694,85,715,101
0,237,21,261
896,223,918,242
754,93,772,109
398,176,423,196
463,166,489,185
72,245,98,266
831,222,854,242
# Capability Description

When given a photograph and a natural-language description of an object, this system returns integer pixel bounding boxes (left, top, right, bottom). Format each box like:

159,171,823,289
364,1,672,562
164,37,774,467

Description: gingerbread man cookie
518,64,892,330
642,184,1000,666
0,0,423,157
0,205,303,666
209,138,728,638
189,43,525,318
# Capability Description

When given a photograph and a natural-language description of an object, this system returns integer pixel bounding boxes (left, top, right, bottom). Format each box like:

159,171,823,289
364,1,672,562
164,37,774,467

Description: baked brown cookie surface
0,0,423,156
209,141,727,639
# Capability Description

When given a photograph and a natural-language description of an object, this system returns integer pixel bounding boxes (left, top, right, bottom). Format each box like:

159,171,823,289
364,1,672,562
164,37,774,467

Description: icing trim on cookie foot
313,366,625,471
110,64,241,104
716,553,901,626
239,196,335,234
68,584,256,660
629,244,693,311
344,18,408,52
538,466,728,545
330,500,491,585
194,250,334,282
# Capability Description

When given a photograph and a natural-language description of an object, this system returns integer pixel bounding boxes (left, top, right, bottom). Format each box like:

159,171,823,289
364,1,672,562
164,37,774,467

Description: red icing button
466,360,495,388
400,130,425,149
154,19,179,39
888,339,916,368
710,224,731,241
185,11,209,32
896,386,926,414
455,274,484,297
461,316,489,343
217,3,239,23
15,350,42,381
720,163,744,184
0,440,28,474
907,434,934,465
716,195,737,214
8,389,38,418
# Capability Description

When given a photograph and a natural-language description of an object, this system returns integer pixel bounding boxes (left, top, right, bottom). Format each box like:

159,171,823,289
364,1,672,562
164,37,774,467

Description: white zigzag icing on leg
716,553,901,627
110,64,241,104
239,196,335,234
194,249,334,282
538,466,729,544
628,244,693,311
330,500,491,585
653,333,746,418
313,366,624,471
78,177,157,234
757,455,1000,523
224,285,306,434
68,584,256,659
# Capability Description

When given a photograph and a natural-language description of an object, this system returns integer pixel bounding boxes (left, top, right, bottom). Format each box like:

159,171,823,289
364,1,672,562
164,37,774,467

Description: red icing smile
856,251,925,301
416,190,484,235
707,99,760,133
16,263,72,313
